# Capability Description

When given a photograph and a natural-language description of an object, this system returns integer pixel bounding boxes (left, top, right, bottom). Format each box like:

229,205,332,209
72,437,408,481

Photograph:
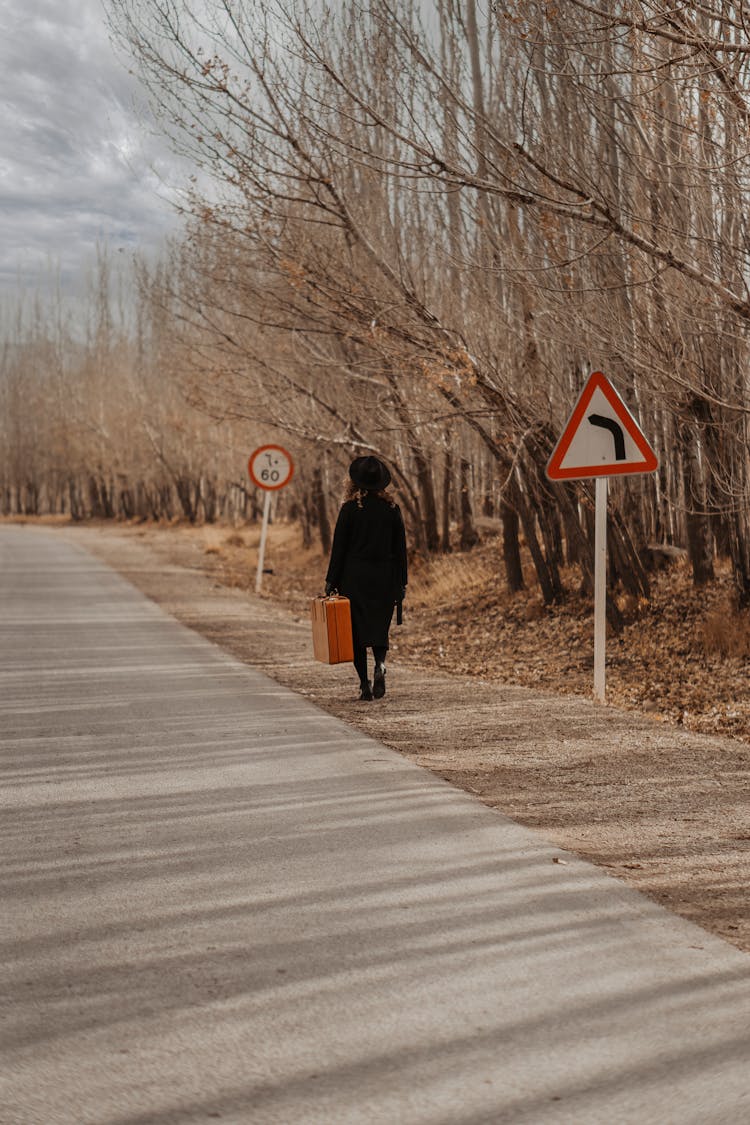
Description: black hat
349,455,392,491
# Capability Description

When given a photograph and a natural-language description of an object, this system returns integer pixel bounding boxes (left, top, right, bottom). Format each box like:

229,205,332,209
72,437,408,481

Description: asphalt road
2,524,750,1125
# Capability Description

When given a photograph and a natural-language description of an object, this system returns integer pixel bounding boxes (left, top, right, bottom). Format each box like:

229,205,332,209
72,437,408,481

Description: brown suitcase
310,594,354,664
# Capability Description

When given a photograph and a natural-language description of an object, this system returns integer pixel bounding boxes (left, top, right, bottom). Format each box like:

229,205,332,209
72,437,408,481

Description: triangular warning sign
546,371,658,481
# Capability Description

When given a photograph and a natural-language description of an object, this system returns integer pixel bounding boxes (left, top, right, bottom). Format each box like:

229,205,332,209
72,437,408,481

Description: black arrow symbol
588,414,626,460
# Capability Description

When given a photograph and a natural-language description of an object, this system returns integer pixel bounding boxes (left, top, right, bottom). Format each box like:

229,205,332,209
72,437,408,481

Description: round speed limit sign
248,444,294,491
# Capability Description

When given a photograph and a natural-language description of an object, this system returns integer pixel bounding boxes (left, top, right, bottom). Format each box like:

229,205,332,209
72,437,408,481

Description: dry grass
0,515,71,527
702,599,750,658
118,521,743,678
409,548,499,609
177,520,320,605
224,532,247,548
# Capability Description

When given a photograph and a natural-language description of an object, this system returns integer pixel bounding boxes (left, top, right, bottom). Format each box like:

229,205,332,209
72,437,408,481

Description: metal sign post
546,372,658,704
593,477,607,703
255,490,272,594
248,444,295,595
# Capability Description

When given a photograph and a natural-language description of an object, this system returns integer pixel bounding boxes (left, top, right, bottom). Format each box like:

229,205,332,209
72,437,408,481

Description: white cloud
0,0,185,294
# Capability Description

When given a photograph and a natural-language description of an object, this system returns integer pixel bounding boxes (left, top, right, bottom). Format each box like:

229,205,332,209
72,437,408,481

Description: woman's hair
343,478,396,508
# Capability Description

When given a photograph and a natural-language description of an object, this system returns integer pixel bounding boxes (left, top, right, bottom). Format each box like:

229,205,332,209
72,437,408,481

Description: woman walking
325,456,408,701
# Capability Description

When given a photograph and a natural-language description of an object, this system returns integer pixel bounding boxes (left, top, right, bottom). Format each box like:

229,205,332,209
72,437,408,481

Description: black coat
325,495,408,648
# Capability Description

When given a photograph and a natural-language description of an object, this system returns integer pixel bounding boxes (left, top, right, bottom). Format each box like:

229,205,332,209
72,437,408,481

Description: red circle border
248,444,295,491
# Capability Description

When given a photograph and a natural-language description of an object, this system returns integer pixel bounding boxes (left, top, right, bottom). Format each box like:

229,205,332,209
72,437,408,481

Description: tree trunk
175,476,199,523
441,441,452,553
729,509,750,608
312,467,331,554
608,505,651,600
414,449,440,553
68,478,84,521
201,477,218,523
300,491,313,549
507,478,558,604
679,418,714,586
501,500,524,592
459,458,479,550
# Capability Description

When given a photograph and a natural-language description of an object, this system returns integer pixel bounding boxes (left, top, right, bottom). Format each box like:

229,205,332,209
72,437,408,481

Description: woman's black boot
372,662,386,699
358,680,373,701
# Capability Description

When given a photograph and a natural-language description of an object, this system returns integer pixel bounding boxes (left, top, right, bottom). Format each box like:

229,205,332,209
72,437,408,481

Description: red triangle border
546,372,658,481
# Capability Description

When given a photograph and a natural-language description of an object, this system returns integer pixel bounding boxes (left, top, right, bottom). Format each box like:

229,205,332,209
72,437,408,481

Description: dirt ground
28,517,750,954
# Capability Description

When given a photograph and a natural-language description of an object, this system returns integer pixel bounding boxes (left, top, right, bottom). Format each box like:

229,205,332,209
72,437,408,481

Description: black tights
353,644,387,685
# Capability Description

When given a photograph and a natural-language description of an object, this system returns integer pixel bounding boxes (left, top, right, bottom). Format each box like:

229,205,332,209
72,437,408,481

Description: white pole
255,490,272,594
593,476,608,703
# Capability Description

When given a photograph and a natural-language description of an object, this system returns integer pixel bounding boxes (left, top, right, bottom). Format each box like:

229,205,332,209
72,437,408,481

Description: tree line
5,1,750,626
0,253,257,525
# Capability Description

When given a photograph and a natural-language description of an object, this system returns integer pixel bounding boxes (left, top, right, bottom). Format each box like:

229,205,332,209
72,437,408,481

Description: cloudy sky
0,0,184,295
